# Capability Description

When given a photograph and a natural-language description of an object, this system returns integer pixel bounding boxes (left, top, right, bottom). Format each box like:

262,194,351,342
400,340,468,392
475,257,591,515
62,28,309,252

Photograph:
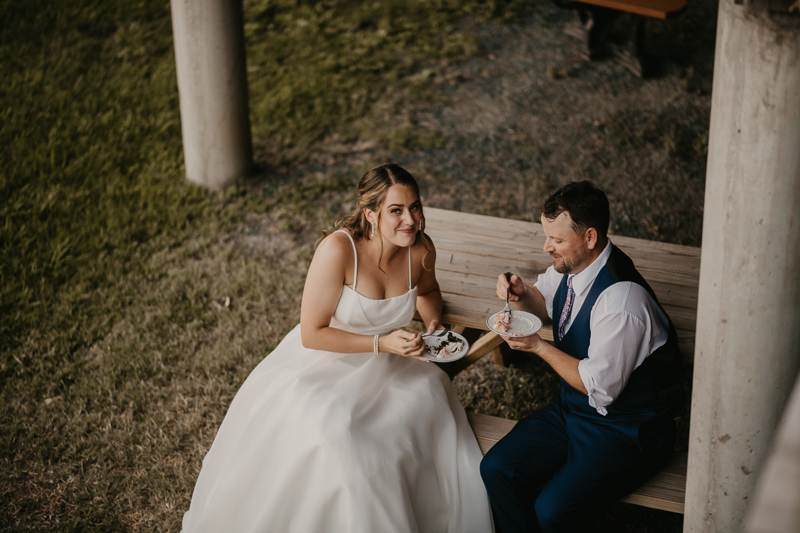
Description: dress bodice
328,230,417,336
330,286,418,336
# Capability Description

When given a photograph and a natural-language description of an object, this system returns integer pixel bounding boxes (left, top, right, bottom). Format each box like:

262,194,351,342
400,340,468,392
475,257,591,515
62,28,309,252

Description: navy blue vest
553,244,684,423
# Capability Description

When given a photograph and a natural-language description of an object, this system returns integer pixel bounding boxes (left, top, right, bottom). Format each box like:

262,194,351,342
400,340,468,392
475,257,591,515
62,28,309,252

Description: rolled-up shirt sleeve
578,282,668,416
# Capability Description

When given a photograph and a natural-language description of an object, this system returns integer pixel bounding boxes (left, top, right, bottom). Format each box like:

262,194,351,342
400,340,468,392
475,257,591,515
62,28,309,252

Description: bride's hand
381,330,429,362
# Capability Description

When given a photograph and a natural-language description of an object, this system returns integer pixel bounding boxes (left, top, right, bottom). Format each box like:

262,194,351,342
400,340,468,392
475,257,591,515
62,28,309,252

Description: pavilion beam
170,0,252,189
684,1,800,531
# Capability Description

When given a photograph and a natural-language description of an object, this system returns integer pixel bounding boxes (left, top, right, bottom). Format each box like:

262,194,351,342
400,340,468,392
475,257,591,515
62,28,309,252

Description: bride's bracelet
373,334,380,355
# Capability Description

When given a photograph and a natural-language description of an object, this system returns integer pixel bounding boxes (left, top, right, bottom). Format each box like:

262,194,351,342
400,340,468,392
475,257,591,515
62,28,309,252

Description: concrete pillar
684,1,800,531
745,371,800,532
170,0,252,189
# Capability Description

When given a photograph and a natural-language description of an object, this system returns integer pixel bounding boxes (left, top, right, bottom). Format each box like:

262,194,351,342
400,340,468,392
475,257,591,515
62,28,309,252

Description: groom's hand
426,319,444,335
496,272,528,303
502,332,544,354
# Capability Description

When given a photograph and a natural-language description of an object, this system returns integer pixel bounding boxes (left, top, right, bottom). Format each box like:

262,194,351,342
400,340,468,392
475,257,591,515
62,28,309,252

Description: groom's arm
504,333,587,394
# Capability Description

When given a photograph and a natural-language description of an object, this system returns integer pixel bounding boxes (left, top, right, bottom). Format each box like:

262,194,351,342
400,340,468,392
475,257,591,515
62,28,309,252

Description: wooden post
170,0,252,189
684,1,800,531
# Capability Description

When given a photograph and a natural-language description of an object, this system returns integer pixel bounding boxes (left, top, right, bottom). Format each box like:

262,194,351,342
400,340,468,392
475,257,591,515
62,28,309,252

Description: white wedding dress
182,231,494,533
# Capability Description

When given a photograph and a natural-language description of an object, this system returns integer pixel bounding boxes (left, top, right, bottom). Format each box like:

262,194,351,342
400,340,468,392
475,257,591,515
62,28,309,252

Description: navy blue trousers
480,395,674,533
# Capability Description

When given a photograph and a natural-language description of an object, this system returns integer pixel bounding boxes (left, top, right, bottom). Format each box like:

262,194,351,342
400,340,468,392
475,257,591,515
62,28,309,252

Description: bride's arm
415,236,443,334
300,234,424,357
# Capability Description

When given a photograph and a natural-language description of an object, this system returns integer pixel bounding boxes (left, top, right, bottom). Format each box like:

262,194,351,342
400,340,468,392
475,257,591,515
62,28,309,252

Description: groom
480,181,684,533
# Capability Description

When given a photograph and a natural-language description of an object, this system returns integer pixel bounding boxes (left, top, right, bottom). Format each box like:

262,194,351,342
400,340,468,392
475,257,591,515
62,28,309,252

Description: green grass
1,0,536,529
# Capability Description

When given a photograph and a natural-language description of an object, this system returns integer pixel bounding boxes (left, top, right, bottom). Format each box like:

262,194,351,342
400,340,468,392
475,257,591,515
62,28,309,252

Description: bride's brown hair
320,163,432,270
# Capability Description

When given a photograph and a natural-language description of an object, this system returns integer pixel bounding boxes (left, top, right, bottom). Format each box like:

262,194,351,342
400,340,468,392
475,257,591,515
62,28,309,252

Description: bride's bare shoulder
314,230,355,265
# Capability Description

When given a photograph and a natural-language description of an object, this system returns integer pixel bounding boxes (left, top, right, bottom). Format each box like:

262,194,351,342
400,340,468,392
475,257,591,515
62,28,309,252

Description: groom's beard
552,247,589,274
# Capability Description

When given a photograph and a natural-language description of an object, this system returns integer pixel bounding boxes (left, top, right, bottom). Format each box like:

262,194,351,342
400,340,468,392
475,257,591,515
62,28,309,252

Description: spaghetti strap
408,245,412,290
335,230,358,290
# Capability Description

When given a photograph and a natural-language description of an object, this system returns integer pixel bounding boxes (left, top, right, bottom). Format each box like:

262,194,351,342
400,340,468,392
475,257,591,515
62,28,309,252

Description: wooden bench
421,207,700,514
570,0,686,21
554,0,687,76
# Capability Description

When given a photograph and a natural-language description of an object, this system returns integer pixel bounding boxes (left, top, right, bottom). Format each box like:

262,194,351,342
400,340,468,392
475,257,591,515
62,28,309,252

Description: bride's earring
418,220,422,232
371,221,375,238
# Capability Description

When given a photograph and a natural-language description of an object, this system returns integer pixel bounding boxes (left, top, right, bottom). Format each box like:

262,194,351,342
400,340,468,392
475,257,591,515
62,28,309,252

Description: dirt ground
273,0,715,244
246,2,717,531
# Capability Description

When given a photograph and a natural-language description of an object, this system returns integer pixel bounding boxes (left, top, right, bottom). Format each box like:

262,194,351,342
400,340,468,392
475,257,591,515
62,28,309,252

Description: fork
501,272,513,324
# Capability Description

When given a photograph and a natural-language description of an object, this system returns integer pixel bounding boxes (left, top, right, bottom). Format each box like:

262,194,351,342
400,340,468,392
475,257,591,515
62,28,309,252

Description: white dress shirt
534,240,670,415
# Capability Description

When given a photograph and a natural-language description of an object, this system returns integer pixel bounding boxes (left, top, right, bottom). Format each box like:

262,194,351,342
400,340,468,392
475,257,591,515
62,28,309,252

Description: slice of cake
494,311,511,332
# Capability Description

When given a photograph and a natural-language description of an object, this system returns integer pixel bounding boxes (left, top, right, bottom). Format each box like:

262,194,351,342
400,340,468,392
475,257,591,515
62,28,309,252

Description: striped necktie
558,276,575,341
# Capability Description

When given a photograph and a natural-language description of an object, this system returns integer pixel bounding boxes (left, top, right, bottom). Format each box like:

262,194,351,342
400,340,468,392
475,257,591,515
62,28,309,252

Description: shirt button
565,390,571,396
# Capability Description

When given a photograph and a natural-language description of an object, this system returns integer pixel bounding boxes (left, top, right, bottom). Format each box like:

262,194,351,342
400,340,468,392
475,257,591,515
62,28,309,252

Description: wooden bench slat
573,0,687,20
475,436,502,455
433,247,546,275
620,492,685,514
619,454,688,513
467,411,519,439
426,208,700,261
429,222,702,272
425,208,543,238
660,305,697,333
432,242,700,290
448,331,506,375
647,279,699,309
435,271,698,321
428,220,700,264
427,212,700,290
426,208,698,257
467,413,688,514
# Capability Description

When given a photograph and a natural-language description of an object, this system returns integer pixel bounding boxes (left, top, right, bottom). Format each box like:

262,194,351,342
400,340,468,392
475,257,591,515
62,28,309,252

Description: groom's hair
542,181,610,239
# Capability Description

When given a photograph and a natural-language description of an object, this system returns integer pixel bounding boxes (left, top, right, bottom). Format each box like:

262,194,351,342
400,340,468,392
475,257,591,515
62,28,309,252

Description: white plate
485,310,543,337
423,330,470,363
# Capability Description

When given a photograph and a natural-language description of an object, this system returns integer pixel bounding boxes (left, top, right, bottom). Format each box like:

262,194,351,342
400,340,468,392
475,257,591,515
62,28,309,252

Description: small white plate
486,310,543,337
423,330,470,363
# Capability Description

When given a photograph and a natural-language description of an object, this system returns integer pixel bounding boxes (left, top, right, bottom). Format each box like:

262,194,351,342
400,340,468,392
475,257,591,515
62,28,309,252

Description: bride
182,164,494,532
